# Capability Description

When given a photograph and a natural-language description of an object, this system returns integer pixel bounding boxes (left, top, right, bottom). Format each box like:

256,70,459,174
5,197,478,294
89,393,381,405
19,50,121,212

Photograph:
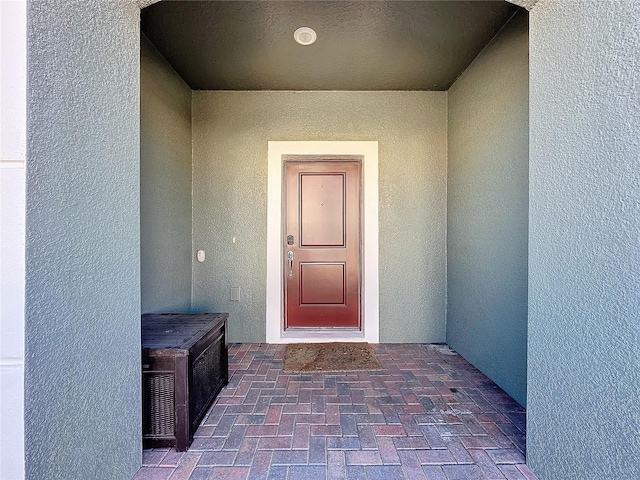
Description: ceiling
141,1,521,91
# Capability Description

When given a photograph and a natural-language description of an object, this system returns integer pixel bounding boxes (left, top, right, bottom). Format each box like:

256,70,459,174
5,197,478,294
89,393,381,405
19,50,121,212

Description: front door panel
284,159,361,329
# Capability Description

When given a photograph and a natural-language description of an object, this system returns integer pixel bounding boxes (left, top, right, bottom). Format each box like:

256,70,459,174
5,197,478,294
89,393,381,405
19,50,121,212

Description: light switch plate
230,286,240,301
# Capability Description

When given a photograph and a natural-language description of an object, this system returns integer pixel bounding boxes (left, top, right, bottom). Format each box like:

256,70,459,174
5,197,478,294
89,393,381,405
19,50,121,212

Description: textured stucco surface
528,0,640,478
26,1,142,479
447,11,529,407
141,34,193,313
192,91,447,343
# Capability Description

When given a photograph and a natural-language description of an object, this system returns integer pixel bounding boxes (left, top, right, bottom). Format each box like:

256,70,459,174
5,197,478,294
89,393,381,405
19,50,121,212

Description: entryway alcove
21,1,639,479
140,0,529,414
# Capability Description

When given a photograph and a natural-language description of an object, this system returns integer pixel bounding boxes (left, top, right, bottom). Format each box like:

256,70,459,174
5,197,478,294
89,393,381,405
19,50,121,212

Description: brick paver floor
133,343,536,480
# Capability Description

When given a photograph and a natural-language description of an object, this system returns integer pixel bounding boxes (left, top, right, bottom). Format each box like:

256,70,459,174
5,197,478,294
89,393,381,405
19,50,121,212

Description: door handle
287,250,294,277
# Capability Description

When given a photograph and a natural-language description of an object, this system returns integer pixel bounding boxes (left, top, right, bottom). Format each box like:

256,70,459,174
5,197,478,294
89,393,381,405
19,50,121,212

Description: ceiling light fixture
293,27,317,46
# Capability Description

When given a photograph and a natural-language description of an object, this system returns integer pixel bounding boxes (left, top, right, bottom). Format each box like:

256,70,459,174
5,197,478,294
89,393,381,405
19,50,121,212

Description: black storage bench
141,313,228,451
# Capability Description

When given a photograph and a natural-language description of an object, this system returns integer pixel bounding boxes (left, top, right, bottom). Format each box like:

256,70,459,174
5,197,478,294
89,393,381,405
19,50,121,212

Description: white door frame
266,141,379,343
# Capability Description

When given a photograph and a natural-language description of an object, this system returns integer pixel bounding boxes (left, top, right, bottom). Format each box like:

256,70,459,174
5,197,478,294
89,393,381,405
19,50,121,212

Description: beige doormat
283,342,382,373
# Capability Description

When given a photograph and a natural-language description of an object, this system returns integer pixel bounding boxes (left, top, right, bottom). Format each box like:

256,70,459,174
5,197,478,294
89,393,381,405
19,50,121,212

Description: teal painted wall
24,1,640,478
25,1,142,479
446,11,529,406
140,35,193,313
528,0,640,478
191,91,447,343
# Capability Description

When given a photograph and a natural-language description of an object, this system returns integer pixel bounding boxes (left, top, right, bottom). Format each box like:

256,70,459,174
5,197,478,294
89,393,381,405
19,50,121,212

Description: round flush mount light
294,27,317,46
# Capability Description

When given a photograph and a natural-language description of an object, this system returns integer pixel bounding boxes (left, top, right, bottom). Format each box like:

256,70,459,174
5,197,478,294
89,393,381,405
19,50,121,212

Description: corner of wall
190,88,195,312
443,89,449,337
140,32,194,313
445,10,529,407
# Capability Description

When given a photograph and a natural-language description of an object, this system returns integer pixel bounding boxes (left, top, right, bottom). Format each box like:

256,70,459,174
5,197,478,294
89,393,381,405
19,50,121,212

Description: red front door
284,158,361,329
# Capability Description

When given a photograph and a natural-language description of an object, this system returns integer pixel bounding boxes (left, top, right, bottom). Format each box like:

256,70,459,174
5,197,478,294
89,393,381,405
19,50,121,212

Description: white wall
0,1,26,478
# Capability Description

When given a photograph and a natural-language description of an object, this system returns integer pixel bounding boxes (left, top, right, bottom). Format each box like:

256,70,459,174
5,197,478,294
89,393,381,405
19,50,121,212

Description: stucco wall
26,1,142,479
446,11,529,406
528,0,640,478
140,34,193,313
191,91,447,343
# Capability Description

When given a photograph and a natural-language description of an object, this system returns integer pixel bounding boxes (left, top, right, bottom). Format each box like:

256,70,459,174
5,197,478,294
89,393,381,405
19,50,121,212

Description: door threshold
278,328,366,344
